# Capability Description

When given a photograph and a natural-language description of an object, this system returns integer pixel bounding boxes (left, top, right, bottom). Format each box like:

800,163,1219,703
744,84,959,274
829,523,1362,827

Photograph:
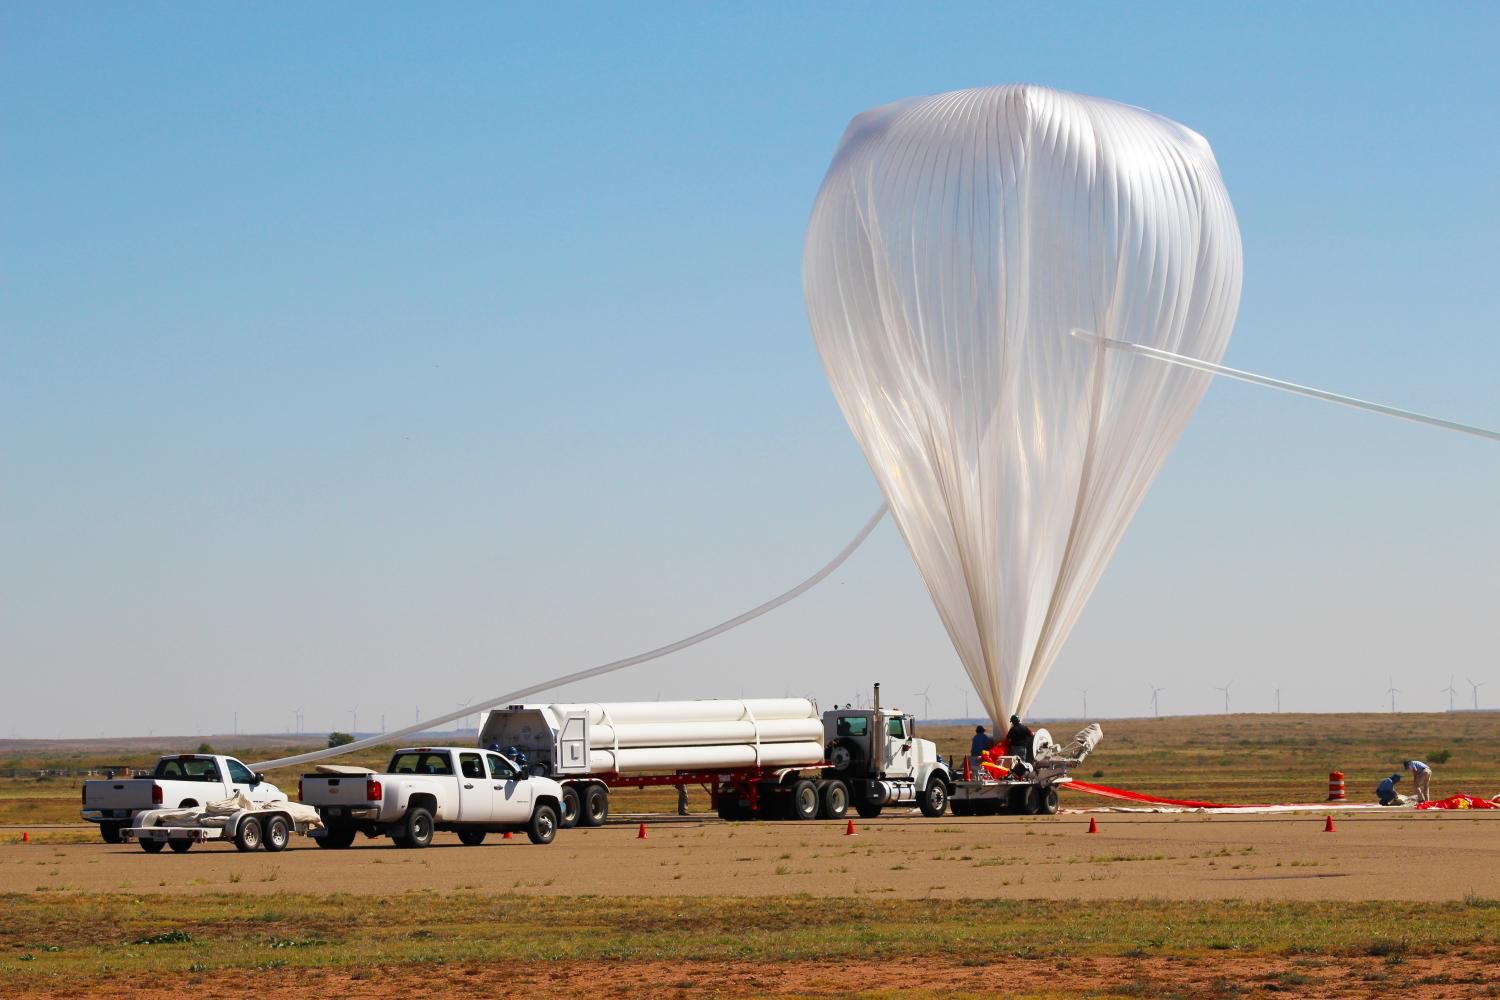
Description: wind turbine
1468,678,1486,710
349,706,358,737
1215,680,1233,715
1386,676,1399,714
912,683,933,719
1273,686,1282,714
1078,688,1089,719
957,687,971,720
1148,682,1164,719
1442,676,1458,713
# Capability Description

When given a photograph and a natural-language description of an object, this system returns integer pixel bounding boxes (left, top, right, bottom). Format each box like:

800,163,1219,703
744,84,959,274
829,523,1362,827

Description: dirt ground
6,809,1498,902
8,952,1500,999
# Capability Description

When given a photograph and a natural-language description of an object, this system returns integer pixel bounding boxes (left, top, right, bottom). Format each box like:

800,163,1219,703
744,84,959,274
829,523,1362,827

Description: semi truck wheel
168,838,193,853
854,801,883,819
716,795,743,821
581,785,609,827
457,829,487,846
527,804,559,845
139,838,165,853
818,781,849,820
919,778,949,818
263,815,291,852
235,817,263,852
399,807,434,848
949,800,974,817
100,822,124,844
789,780,819,820
560,785,581,828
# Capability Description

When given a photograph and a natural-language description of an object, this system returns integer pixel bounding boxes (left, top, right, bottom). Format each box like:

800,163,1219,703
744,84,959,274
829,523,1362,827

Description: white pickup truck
299,747,564,848
81,754,285,844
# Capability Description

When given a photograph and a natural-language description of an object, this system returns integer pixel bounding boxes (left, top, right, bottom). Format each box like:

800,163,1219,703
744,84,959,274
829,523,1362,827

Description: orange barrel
1328,771,1346,801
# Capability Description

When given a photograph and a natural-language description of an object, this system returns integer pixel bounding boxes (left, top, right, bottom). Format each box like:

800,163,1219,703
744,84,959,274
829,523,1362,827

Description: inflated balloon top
804,85,1242,726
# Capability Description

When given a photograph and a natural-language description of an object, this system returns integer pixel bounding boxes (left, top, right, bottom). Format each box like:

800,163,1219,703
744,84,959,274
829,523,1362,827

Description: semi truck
81,754,286,844
478,684,1101,824
298,746,565,848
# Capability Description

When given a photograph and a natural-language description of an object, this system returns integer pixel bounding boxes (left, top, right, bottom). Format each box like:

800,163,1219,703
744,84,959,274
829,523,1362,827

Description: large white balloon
804,85,1242,725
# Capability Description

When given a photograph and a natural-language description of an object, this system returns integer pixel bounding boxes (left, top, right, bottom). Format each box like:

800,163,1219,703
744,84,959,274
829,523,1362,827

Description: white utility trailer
122,794,322,853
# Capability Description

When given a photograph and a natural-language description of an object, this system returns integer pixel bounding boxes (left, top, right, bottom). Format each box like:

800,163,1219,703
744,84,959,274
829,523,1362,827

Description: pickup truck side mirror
254,773,267,784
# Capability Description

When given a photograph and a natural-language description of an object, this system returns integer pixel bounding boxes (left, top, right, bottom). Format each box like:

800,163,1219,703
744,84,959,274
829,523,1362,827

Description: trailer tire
919,777,949,818
560,785,581,829
527,803,559,845
581,785,609,827
1023,786,1045,816
818,781,849,820
457,829,487,846
263,814,291,852
100,822,124,844
235,816,263,852
317,824,356,849
139,838,165,853
168,838,193,853
789,780,819,821
716,795,743,821
1039,785,1059,816
399,807,434,848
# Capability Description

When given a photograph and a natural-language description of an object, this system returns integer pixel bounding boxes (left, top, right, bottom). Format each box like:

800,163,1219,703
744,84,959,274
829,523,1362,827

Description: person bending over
1403,760,1432,803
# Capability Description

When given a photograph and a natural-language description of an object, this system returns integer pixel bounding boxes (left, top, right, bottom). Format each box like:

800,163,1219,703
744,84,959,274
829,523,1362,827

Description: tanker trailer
478,685,954,824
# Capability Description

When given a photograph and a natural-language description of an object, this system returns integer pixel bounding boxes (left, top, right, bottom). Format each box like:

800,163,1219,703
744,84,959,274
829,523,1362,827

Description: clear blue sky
3,5,1496,738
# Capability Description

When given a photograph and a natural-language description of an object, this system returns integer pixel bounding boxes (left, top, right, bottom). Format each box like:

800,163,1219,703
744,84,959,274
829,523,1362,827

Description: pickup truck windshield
152,758,222,781
388,752,454,776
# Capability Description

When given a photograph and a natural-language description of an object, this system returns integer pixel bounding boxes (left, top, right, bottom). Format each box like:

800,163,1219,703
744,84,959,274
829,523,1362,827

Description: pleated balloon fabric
804,85,1242,726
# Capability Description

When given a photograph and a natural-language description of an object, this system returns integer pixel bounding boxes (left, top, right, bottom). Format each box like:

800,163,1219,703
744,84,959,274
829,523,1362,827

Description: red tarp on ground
1416,793,1499,810
1063,779,1258,810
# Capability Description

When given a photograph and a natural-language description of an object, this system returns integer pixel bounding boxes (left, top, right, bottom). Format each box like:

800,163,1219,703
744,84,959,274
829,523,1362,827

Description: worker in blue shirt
1402,760,1432,803
1376,772,1403,806
970,725,993,758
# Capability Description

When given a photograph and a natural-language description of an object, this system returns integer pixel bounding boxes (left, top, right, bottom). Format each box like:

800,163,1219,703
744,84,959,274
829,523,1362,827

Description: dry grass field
2,711,1498,997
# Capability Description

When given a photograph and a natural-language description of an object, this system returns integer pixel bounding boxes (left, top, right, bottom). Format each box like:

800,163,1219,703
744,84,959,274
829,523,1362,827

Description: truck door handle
463,783,474,789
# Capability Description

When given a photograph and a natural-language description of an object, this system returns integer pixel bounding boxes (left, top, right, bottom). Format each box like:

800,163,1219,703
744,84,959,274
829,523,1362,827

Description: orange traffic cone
503,830,513,840
1087,817,1098,834
21,832,28,844
1323,815,1336,833
845,819,857,837
637,822,647,840
962,756,973,781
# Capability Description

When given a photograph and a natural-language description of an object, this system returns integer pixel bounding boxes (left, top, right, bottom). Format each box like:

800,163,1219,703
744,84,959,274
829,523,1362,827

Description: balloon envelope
803,85,1242,725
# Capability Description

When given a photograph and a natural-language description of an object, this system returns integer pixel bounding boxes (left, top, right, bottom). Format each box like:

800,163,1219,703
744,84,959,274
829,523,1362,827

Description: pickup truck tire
790,780,819,820
457,829,486,846
235,816,263,852
139,838,165,853
818,780,849,820
316,824,357,849
527,803,559,845
99,822,124,844
168,838,193,853
919,777,949,818
398,807,434,849
263,815,291,852
581,785,609,827
560,785,581,828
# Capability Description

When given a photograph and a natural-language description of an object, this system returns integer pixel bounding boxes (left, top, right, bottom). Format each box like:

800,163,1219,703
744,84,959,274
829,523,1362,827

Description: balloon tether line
1071,330,1500,443
250,504,889,771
